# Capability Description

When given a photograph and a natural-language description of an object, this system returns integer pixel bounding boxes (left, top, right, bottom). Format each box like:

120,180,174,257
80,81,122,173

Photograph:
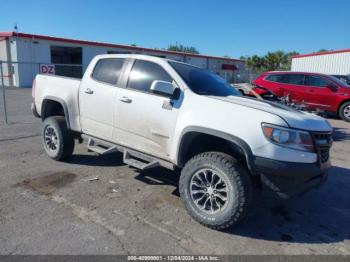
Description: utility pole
0,61,8,124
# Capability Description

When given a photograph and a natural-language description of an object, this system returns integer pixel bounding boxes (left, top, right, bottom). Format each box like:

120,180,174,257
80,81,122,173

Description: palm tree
244,50,300,72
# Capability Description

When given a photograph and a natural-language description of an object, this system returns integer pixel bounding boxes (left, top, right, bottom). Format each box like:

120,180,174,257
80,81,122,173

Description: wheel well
178,132,249,169
338,99,350,114
42,99,65,120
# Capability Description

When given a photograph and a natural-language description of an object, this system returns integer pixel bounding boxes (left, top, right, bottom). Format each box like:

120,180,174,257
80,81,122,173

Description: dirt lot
0,88,349,254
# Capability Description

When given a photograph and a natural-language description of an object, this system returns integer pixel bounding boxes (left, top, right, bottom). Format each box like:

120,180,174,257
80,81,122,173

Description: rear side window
92,58,125,85
280,74,305,85
127,60,172,93
305,75,330,87
266,74,305,85
265,74,283,83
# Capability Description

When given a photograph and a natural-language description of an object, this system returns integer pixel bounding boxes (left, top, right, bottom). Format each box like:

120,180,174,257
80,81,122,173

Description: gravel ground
0,88,349,255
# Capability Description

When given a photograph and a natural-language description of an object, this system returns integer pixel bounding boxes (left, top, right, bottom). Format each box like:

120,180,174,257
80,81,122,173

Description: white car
32,54,333,229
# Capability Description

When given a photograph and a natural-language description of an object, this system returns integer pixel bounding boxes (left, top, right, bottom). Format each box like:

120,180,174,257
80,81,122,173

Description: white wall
0,40,8,61
0,40,10,86
291,52,350,75
15,37,51,87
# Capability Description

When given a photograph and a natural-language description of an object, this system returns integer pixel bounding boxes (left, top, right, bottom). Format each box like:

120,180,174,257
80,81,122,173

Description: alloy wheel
190,168,229,214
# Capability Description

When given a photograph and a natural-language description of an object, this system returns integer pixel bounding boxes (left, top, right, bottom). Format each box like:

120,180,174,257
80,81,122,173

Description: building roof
292,48,350,59
0,31,243,62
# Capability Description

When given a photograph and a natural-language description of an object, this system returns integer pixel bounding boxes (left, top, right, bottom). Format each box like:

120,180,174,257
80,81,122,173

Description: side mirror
150,80,175,96
327,83,338,92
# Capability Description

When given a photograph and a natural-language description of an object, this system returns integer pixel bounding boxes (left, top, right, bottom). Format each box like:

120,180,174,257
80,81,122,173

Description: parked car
332,74,350,86
32,55,333,229
252,71,350,122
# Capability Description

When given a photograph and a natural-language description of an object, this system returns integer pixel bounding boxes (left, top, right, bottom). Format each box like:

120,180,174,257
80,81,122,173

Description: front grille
311,132,332,163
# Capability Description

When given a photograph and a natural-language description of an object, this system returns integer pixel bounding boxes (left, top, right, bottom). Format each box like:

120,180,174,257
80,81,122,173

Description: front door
304,75,337,111
114,59,179,159
79,58,125,141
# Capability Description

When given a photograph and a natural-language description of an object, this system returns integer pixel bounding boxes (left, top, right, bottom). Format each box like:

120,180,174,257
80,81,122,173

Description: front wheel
179,152,253,230
339,102,350,122
42,116,75,160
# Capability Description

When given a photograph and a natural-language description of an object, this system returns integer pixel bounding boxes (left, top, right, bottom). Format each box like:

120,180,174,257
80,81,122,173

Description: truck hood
210,95,333,132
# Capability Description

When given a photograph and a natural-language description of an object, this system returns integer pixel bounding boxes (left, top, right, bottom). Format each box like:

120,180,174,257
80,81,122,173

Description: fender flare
41,96,71,129
177,126,257,173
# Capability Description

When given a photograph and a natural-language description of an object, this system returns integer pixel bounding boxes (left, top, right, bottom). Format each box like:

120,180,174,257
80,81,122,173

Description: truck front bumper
254,156,330,199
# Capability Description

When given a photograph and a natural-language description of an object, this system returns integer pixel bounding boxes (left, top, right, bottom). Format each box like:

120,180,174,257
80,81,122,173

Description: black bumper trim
254,156,330,198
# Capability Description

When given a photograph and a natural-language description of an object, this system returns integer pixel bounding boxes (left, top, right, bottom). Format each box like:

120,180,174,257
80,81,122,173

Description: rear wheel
339,102,350,122
179,152,253,230
42,116,75,160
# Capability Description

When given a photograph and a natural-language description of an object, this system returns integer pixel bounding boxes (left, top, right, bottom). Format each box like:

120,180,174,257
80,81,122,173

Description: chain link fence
0,61,83,125
230,71,260,84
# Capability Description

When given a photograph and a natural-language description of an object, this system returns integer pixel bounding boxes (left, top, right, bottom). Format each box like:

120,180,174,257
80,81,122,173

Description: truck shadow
332,127,350,142
64,148,350,244
135,165,350,244
134,167,180,197
226,165,350,244
67,152,125,167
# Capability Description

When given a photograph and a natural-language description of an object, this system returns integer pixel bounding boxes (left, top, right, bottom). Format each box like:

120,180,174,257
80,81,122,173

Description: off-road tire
339,101,350,122
179,152,253,230
42,116,75,160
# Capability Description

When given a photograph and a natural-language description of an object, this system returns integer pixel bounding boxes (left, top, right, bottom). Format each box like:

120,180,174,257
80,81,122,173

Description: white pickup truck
32,54,333,229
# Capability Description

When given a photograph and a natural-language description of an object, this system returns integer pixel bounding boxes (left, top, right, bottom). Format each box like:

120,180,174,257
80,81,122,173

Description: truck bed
33,74,81,131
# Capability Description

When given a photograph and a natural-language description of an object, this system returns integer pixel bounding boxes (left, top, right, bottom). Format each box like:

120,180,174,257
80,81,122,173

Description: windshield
169,61,240,97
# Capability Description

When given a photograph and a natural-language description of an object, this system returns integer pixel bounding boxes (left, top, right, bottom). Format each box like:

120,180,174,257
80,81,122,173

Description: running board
81,135,175,170
123,150,159,170
84,136,118,155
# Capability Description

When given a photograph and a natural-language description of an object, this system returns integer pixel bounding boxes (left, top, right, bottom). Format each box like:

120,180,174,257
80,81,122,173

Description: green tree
167,44,200,54
242,50,300,72
245,55,266,72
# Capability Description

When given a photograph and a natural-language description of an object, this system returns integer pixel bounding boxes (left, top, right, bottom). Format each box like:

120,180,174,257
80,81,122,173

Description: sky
0,0,349,58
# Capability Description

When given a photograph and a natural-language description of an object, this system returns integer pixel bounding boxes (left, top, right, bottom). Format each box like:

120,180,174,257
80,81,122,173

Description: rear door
278,74,307,103
113,59,179,159
259,74,286,96
79,58,125,141
304,75,337,111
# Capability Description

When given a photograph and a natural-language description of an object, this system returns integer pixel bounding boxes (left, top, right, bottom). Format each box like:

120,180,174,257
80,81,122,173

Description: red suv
253,71,350,122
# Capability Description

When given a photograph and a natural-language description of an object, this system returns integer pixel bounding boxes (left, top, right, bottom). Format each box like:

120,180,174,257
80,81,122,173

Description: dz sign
39,64,55,75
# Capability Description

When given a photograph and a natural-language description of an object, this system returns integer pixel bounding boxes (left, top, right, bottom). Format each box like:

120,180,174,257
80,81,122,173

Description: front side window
92,58,125,85
169,61,240,97
127,60,172,93
305,75,329,87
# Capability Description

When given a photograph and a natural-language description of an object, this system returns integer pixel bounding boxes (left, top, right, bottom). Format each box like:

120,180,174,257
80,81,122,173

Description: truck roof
93,54,201,68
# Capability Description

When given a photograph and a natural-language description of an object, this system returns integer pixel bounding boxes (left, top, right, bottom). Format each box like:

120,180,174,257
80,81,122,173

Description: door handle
119,96,132,103
84,88,94,94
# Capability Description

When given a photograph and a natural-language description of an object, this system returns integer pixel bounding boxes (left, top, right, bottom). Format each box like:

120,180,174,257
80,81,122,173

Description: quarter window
127,60,172,93
92,58,125,85
305,75,329,87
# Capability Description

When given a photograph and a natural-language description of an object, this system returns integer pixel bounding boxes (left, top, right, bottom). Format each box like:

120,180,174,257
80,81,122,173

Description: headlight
262,123,314,152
